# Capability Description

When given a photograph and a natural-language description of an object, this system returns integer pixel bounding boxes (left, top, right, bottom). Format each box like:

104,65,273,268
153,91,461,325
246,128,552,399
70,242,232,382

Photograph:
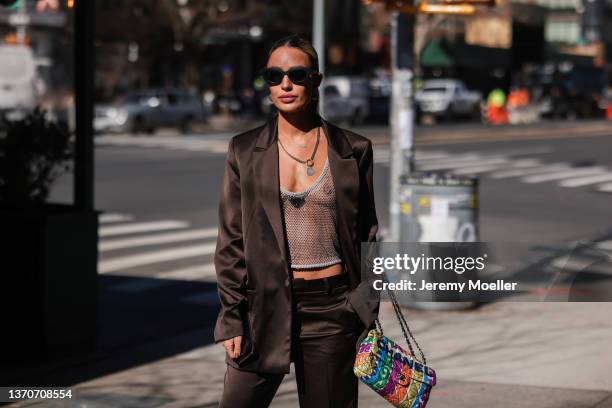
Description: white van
0,44,39,120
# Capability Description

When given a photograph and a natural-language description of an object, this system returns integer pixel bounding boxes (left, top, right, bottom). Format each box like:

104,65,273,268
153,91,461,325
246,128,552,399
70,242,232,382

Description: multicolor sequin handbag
353,273,437,408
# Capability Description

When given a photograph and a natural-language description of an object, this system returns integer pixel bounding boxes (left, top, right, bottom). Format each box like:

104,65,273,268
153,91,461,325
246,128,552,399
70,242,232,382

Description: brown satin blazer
213,112,380,374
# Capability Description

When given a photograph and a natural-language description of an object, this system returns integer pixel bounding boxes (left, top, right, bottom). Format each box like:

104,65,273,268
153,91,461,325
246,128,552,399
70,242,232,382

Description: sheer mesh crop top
280,158,343,270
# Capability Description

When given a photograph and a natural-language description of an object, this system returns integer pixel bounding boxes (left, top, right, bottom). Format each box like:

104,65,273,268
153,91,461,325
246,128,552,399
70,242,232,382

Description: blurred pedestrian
214,34,380,408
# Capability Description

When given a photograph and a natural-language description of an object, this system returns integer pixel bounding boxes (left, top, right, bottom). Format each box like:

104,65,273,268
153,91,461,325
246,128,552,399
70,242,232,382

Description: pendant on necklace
306,158,315,176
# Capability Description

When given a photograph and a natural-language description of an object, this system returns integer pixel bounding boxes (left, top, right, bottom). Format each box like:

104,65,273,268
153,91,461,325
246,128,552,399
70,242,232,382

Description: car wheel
180,116,193,134
131,116,145,135
442,109,452,123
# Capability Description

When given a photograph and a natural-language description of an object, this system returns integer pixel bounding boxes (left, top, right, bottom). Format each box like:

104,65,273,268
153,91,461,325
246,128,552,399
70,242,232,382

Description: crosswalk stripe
471,146,554,157
99,213,134,224
596,182,612,192
154,263,217,281
414,154,483,169
522,166,607,183
99,220,189,238
99,242,216,273
411,151,453,160
100,228,218,251
373,150,449,160
108,265,218,294
488,163,571,179
453,159,541,175
558,173,612,187
419,157,508,171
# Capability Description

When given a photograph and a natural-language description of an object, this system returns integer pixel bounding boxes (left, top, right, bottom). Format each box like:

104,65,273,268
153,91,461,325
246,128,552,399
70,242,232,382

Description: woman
214,35,380,408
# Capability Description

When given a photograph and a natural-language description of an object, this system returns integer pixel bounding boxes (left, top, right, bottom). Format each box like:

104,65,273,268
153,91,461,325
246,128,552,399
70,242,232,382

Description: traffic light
0,0,20,8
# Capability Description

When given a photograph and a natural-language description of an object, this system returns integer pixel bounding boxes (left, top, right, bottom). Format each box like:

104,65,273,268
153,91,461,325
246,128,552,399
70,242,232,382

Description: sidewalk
10,300,612,407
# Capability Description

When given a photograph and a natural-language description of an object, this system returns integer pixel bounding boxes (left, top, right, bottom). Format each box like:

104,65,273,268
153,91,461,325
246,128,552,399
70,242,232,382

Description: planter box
0,203,100,363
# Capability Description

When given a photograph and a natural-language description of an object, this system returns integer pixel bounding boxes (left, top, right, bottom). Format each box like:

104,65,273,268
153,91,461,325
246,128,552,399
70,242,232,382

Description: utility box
397,172,479,310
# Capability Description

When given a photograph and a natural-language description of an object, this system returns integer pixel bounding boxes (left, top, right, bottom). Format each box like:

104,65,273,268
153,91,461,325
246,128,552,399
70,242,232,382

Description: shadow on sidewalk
0,276,220,387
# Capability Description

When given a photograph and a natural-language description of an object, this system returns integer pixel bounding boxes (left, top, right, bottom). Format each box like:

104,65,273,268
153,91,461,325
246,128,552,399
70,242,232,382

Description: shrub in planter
0,108,99,365
0,107,73,208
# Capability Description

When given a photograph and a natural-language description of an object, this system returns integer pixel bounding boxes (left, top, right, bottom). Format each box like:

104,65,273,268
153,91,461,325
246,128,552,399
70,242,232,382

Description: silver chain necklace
278,126,320,176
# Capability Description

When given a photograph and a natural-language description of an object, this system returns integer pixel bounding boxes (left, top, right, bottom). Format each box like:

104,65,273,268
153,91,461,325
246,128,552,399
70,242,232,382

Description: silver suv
94,88,206,134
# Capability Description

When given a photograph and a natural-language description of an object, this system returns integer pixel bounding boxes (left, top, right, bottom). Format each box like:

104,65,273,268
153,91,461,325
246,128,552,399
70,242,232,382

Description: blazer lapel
252,113,360,278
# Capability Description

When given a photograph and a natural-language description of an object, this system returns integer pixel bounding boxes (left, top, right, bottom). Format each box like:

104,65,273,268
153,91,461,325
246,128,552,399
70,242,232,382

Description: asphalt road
46,120,612,354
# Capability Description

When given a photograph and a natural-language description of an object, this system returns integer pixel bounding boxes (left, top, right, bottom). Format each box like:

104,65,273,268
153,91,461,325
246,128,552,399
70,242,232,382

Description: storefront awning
421,38,511,69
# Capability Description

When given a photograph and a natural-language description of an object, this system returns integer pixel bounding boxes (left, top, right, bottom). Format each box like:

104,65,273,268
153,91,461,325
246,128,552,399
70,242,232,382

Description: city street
3,0,612,406
5,120,611,407
42,119,612,352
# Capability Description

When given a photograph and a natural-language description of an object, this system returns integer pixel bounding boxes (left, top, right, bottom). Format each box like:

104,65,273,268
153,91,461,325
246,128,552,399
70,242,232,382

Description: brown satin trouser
219,272,364,408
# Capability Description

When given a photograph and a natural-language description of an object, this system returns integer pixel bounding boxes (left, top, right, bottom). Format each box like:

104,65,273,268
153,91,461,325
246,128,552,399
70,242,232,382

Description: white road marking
100,228,218,251
489,163,571,179
558,173,612,187
596,182,612,193
453,159,541,175
154,263,217,281
419,157,509,171
99,243,216,273
99,220,189,238
99,213,134,224
522,166,607,183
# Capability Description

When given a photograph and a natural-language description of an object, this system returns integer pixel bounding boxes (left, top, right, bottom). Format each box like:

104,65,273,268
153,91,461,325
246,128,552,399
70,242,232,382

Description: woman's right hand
223,336,242,359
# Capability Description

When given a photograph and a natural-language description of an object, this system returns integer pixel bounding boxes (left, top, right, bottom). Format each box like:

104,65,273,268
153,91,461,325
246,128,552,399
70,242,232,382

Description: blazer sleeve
349,139,380,331
359,139,379,243
213,137,247,344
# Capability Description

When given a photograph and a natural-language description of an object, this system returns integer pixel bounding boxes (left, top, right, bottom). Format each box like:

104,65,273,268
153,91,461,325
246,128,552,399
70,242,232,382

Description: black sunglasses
260,66,317,86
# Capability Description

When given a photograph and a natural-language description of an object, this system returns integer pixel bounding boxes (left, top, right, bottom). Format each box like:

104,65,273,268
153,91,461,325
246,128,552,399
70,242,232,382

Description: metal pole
313,0,325,116
16,0,27,44
73,0,95,210
389,11,415,241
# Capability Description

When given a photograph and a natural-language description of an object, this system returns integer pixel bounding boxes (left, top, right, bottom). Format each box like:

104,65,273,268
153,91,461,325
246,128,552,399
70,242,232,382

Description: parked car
414,79,482,122
260,75,370,126
94,88,206,134
321,76,370,126
0,44,41,121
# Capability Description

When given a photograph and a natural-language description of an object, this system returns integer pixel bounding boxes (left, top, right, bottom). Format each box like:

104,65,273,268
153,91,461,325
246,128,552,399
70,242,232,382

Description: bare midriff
292,263,345,280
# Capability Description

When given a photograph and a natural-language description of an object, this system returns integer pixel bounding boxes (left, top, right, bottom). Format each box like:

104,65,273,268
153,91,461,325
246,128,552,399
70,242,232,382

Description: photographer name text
372,279,518,292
